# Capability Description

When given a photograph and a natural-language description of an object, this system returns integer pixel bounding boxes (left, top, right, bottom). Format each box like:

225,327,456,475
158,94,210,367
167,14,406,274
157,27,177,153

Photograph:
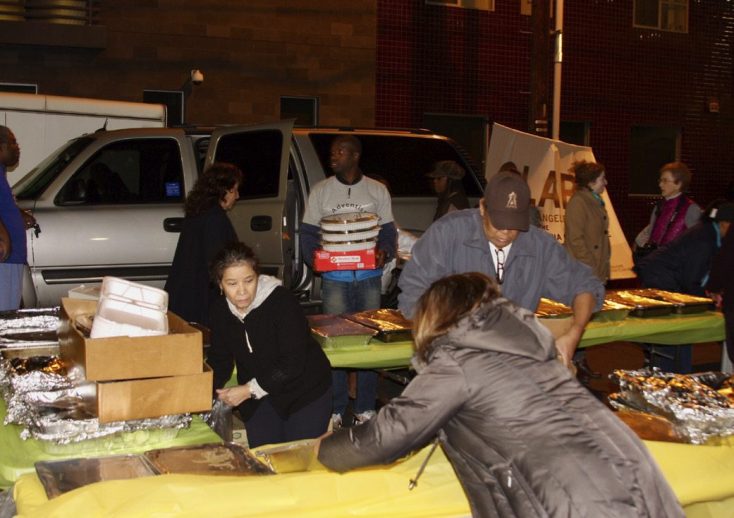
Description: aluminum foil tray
591,299,631,322
307,314,377,350
344,309,413,343
605,291,675,318
609,368,734,444
628,289,715,314
0,307,60,348
36,454,158,499
144,442,274,476
535,298,573,318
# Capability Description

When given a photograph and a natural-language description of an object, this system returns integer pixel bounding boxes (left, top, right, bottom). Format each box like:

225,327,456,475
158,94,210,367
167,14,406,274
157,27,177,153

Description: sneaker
352,410,376,425
330,413,343,431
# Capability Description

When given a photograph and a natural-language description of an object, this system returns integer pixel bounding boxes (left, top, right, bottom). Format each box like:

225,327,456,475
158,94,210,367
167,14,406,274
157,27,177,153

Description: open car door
206,120,294,281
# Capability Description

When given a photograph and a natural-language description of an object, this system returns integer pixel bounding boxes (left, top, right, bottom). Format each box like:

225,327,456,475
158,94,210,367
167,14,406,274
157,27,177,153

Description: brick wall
0,0,377,127
376,0,734,242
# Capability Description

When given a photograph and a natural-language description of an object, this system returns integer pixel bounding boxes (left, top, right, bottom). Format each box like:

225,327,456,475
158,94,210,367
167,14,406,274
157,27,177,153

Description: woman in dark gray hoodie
318,272,682,518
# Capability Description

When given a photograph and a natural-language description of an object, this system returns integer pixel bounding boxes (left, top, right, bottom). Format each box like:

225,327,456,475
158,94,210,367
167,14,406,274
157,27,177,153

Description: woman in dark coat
208,242,332,448
165,162,242,325
318,273,682,518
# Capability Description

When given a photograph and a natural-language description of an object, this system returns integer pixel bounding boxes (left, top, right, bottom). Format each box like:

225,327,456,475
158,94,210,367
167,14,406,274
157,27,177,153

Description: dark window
629,126,680,195
560,121,590,146
634,0,688,33
280,97,318,126
308,134,484,198
423,113,488,172
56,139,184,205
213,130,283,199
143,90,183,126
0,83,38,94
15,137,93,200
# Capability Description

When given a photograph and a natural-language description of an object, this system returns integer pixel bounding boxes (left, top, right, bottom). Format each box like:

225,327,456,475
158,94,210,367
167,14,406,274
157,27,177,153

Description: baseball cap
484,171,531,231
711,202,734,222
426,160,465,180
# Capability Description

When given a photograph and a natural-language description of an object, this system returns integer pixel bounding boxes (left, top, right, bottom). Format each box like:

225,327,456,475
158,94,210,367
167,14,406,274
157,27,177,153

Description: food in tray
345,308,412,332
144,443,274,476
9,355,67,375
307,314,377,338
255,439,321,473
591,299,632,322
319,212,379,232
35,454,158,499
609,369,734,444
627,289,714,313
604,291,675,317
535,298,573,318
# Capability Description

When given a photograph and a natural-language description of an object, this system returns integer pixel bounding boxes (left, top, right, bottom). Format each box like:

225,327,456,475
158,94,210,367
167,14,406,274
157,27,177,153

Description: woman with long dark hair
318,272,682,518
165,162,243,325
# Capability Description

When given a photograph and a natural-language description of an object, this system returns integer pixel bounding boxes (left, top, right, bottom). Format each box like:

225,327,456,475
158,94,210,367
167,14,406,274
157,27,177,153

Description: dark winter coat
319,298,683,518
207,283,332,421
564,188,610,281
165,205,237,326
635,221,721,296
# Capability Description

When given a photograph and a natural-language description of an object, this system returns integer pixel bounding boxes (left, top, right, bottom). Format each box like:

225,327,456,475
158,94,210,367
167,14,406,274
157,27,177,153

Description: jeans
322,275,381,416
0,263,24,311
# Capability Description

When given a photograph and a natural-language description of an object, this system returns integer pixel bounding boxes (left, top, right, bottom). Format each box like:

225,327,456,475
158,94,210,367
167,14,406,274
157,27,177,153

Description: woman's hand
216,385,252,407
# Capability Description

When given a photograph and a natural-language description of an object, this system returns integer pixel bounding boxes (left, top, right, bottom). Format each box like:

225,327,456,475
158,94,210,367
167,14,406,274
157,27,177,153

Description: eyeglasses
495,248,505,285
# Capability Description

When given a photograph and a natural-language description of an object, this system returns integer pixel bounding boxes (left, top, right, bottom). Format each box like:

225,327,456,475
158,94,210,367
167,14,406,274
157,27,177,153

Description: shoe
352,410,376,425
330,413,343,431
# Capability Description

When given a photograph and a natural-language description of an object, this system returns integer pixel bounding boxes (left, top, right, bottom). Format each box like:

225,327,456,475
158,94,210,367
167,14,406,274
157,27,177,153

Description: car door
22,130,197,306
206,120,293,280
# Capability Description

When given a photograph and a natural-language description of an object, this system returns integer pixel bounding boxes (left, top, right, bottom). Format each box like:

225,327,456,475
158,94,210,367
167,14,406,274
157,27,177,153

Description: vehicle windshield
14,137,94,200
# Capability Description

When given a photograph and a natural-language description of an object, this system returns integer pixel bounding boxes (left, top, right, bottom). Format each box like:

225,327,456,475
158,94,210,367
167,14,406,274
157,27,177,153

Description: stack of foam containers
90,277,169,339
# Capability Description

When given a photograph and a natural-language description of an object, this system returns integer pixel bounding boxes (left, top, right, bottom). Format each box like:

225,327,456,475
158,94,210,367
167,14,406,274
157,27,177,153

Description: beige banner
486,123,635,280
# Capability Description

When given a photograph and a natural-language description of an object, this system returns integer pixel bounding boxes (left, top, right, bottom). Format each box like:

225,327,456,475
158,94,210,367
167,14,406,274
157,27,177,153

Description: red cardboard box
314,248,376,271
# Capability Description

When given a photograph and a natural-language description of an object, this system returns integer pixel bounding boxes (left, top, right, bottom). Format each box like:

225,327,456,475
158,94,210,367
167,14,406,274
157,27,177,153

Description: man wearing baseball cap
398,170,604,362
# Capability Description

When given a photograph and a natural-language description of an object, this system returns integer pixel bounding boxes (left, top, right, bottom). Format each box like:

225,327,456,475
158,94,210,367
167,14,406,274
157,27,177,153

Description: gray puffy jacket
318,299,683,518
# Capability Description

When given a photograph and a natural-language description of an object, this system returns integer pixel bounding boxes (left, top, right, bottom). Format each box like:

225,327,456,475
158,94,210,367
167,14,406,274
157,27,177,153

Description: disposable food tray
307,314,377,350
591,300,631,322
535,298,573,318
604,291,675,318
627,289,714,314
344,309,413,343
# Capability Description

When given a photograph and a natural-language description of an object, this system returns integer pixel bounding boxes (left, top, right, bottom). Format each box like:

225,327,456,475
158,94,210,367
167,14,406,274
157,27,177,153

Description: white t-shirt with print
303,175,394,225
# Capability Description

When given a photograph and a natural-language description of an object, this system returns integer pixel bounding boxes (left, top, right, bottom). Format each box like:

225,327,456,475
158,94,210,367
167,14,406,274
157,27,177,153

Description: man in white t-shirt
300,135,397,428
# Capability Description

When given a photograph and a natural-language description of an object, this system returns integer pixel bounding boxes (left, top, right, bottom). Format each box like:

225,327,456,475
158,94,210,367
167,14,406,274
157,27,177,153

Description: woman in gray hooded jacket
318,272,682,518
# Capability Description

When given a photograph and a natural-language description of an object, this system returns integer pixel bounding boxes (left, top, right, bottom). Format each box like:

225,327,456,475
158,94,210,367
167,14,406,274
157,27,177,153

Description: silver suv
14,122,483,307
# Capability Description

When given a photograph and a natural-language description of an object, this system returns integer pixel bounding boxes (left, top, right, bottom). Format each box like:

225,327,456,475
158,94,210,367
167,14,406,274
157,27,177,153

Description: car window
308,134,484,197
213,130,283,199
56,138,185,205
14,137,94,200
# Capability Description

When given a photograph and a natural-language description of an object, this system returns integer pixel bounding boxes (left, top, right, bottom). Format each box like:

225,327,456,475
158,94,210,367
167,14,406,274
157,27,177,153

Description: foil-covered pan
605,291,675,318
255,439,320,473
144,442,274,476
307,314,377,350
535,298,573,318
36,454,159,498
627,289,715,314
591,299,631,322
609,368,734,444
0,307,60,348
344,308,413,343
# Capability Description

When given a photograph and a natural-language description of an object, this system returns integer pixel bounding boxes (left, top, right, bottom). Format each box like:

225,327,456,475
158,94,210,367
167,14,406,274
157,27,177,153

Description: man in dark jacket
705,203,734,362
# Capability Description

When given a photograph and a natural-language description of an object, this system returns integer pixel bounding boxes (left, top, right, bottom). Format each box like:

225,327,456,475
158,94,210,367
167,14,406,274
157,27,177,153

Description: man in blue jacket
300,135,397,428
0,126,27,311
398,170,603,363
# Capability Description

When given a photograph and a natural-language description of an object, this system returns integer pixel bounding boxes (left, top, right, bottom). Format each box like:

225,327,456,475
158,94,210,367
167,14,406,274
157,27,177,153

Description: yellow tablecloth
324,311,726,369
11,439,734,517
0,398,221,489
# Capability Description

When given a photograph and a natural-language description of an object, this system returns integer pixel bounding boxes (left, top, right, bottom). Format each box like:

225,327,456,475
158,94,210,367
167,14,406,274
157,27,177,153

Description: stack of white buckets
89,277,169,339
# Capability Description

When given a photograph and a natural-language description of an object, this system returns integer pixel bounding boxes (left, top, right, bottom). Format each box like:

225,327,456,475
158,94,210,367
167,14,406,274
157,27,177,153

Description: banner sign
485,123,634,279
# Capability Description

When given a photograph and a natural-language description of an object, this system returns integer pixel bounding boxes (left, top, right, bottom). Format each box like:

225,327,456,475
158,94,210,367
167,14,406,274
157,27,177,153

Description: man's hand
20,208,36,230
375,248,386,268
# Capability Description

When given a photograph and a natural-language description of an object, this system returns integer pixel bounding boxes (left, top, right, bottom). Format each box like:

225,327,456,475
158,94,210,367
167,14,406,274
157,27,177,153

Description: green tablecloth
0,398,221,489
323,311,726,369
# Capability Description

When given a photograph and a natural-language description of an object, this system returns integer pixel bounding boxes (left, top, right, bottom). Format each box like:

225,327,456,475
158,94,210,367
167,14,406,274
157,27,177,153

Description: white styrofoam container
99,276,168,312
90,297,168,338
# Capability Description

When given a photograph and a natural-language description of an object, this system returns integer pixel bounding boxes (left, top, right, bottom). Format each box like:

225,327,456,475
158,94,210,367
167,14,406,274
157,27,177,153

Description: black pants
243,387,332,449
725,306,734,363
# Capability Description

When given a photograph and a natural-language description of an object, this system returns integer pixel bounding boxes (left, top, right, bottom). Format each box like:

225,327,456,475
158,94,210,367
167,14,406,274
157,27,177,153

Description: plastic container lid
99,276,168,312
90,297,168,338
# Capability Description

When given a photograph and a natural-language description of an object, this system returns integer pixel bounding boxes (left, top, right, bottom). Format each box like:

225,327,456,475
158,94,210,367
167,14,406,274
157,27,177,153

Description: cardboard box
60,298,203,382
96,363,213,423
313,248,376,271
